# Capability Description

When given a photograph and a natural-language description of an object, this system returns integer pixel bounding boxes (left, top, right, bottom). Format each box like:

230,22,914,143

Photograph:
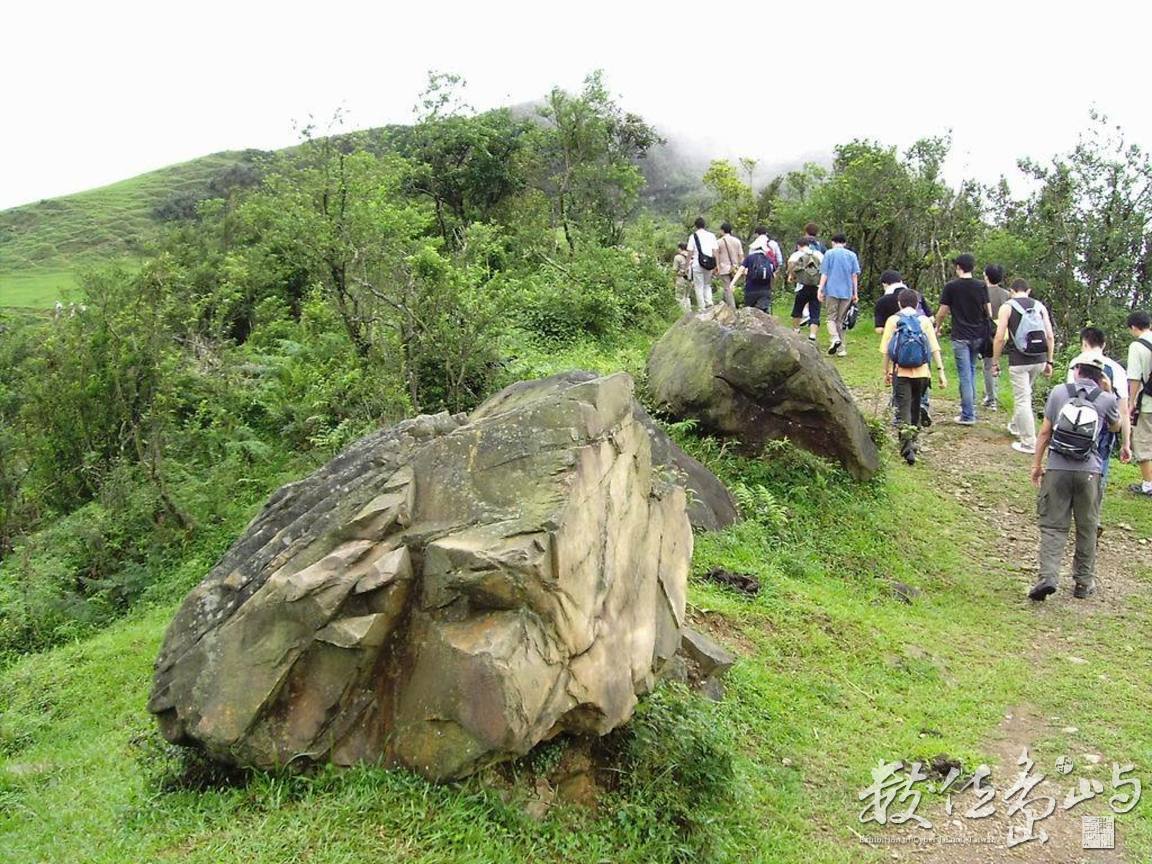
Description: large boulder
496,371,739,532
148,373,692,780
646,305,881,481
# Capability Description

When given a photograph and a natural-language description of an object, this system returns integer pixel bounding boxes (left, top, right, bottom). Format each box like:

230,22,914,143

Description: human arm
731,266,747,288
926,320,947,388
1030,417,1054,486
1042,306,1055,377
990,304,1010,372
879,318,895,384
851,272,859,302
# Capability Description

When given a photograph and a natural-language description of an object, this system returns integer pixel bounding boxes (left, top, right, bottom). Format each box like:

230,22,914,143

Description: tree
402,73,534,248
701,159,757,234
1015,111,1152,338
537,70,662,250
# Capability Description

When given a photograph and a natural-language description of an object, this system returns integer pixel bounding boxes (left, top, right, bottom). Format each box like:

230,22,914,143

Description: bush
512,245,676,344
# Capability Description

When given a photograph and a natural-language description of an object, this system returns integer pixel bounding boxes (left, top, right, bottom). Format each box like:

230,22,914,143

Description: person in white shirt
787,237,823,341
1064,327,1131,507
686,216,718,311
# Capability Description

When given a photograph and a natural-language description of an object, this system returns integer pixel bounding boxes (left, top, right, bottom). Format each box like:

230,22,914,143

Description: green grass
0,150,264,307
0,269,80,308
2,314,1152,862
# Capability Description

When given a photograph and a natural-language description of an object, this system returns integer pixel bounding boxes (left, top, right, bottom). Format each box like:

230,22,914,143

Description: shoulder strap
1138,337,1152,354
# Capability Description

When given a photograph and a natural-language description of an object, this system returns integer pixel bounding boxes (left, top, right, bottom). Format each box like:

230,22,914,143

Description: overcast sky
4,0,1150,211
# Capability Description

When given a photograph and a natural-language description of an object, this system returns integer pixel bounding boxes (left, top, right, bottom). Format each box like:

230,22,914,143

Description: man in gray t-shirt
1028,352,1122,601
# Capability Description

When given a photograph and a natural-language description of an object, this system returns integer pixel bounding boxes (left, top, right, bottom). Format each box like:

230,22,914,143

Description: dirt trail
858,387,1152,863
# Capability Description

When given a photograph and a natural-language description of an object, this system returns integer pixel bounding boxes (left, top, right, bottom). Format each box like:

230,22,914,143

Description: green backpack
795,251,821,286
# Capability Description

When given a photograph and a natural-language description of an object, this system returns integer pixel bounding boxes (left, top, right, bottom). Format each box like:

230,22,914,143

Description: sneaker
1007,420,1019,437
1028,579,1057,601
836,347,847,357
904,452,917,465
919,410,933,428
1073,583,1097,600
807,335,817,342
982,398,996,408
1011,441,1036,455
827,341,841,356
1129,483,1152,497
954,416,977,426
799,317,810,328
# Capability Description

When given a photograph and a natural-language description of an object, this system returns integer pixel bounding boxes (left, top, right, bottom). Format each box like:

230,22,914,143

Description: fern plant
730,481,789,530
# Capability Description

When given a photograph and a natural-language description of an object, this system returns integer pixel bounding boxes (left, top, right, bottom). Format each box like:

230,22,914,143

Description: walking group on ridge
674,221,1152,604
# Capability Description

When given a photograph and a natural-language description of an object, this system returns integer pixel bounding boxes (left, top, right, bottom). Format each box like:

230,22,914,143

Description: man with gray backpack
991,278,1055,454
1028,352,1122,601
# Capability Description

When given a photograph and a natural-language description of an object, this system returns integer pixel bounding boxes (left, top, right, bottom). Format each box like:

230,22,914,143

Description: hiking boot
904,452,917,465
828,341,841,356
1012,441,1036,455
1129,483,1152,497
1028,579,1057,601
919,409,933,428
1073,582,1097,600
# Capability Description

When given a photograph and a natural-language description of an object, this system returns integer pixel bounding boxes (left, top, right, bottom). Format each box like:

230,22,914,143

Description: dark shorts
745,286,773,312
791,284,821,323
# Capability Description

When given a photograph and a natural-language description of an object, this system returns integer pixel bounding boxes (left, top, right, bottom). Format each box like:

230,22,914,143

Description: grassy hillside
0,150,266,308
4,314,1151,863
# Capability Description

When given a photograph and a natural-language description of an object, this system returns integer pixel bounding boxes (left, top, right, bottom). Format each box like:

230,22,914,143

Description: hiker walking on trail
1028,352,1122,601
730,233,776,313
990,278,1055,455
879,289,947,464
1068,327,1131,505
687,217,718,311
875,271,935,428
804,222,826,253
817,233,859,357
788,237,822,341
935,254,992,425
672,242,692,313
1127,311,1152,498
981,264,1010,410
714,222,744,309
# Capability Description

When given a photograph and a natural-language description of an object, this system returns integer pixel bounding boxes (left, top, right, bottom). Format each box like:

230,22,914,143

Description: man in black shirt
934,254,992,425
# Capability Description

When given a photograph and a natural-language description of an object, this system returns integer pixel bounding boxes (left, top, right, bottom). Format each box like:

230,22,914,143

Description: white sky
3,0,1150,210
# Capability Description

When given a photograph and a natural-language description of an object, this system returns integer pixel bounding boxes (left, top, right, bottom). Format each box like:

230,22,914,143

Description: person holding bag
686,216,718,311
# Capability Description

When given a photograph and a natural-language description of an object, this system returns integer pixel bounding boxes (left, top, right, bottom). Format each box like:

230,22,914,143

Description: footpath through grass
3,312,1152,863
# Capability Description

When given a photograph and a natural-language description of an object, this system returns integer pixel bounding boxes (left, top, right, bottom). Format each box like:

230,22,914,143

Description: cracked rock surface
148,372,691,780
646,305,881,481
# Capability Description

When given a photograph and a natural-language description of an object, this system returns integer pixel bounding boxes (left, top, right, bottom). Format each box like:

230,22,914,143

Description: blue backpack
888,315,931,368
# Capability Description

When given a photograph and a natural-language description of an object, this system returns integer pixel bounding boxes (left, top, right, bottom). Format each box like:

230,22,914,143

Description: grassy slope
3,312,1152,863
0,152,256,308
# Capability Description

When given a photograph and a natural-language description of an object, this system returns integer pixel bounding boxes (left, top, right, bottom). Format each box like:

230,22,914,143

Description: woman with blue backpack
879,289,948,464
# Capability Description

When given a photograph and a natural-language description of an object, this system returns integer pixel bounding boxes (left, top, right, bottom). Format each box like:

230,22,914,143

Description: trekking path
843,361,1152,863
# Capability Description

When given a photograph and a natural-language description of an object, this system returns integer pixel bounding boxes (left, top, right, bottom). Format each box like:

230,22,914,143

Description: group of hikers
674,219,1152,603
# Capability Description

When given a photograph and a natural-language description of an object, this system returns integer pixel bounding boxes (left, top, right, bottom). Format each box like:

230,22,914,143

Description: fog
3,0,1150,210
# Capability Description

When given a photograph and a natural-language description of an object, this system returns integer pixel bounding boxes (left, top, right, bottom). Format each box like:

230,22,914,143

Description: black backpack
694,232,717,271
749,251,774,283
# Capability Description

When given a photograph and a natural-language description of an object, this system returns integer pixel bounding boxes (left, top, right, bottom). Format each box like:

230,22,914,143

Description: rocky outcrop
148,373,692,780
646,305,881,481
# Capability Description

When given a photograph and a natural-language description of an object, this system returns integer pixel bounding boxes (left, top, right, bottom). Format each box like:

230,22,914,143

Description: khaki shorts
1134,410,1152,463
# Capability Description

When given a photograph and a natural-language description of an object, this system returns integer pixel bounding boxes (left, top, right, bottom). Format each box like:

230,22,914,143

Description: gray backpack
1050,384,1102,461
1008,299,1047,356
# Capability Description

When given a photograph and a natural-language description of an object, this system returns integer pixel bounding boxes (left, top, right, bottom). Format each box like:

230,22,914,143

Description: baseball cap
1070,351,1106,372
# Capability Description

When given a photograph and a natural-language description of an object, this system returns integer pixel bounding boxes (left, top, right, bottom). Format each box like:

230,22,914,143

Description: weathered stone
646,305,881,481
484,371,739,532
149,373,692,780
680,628,736,680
